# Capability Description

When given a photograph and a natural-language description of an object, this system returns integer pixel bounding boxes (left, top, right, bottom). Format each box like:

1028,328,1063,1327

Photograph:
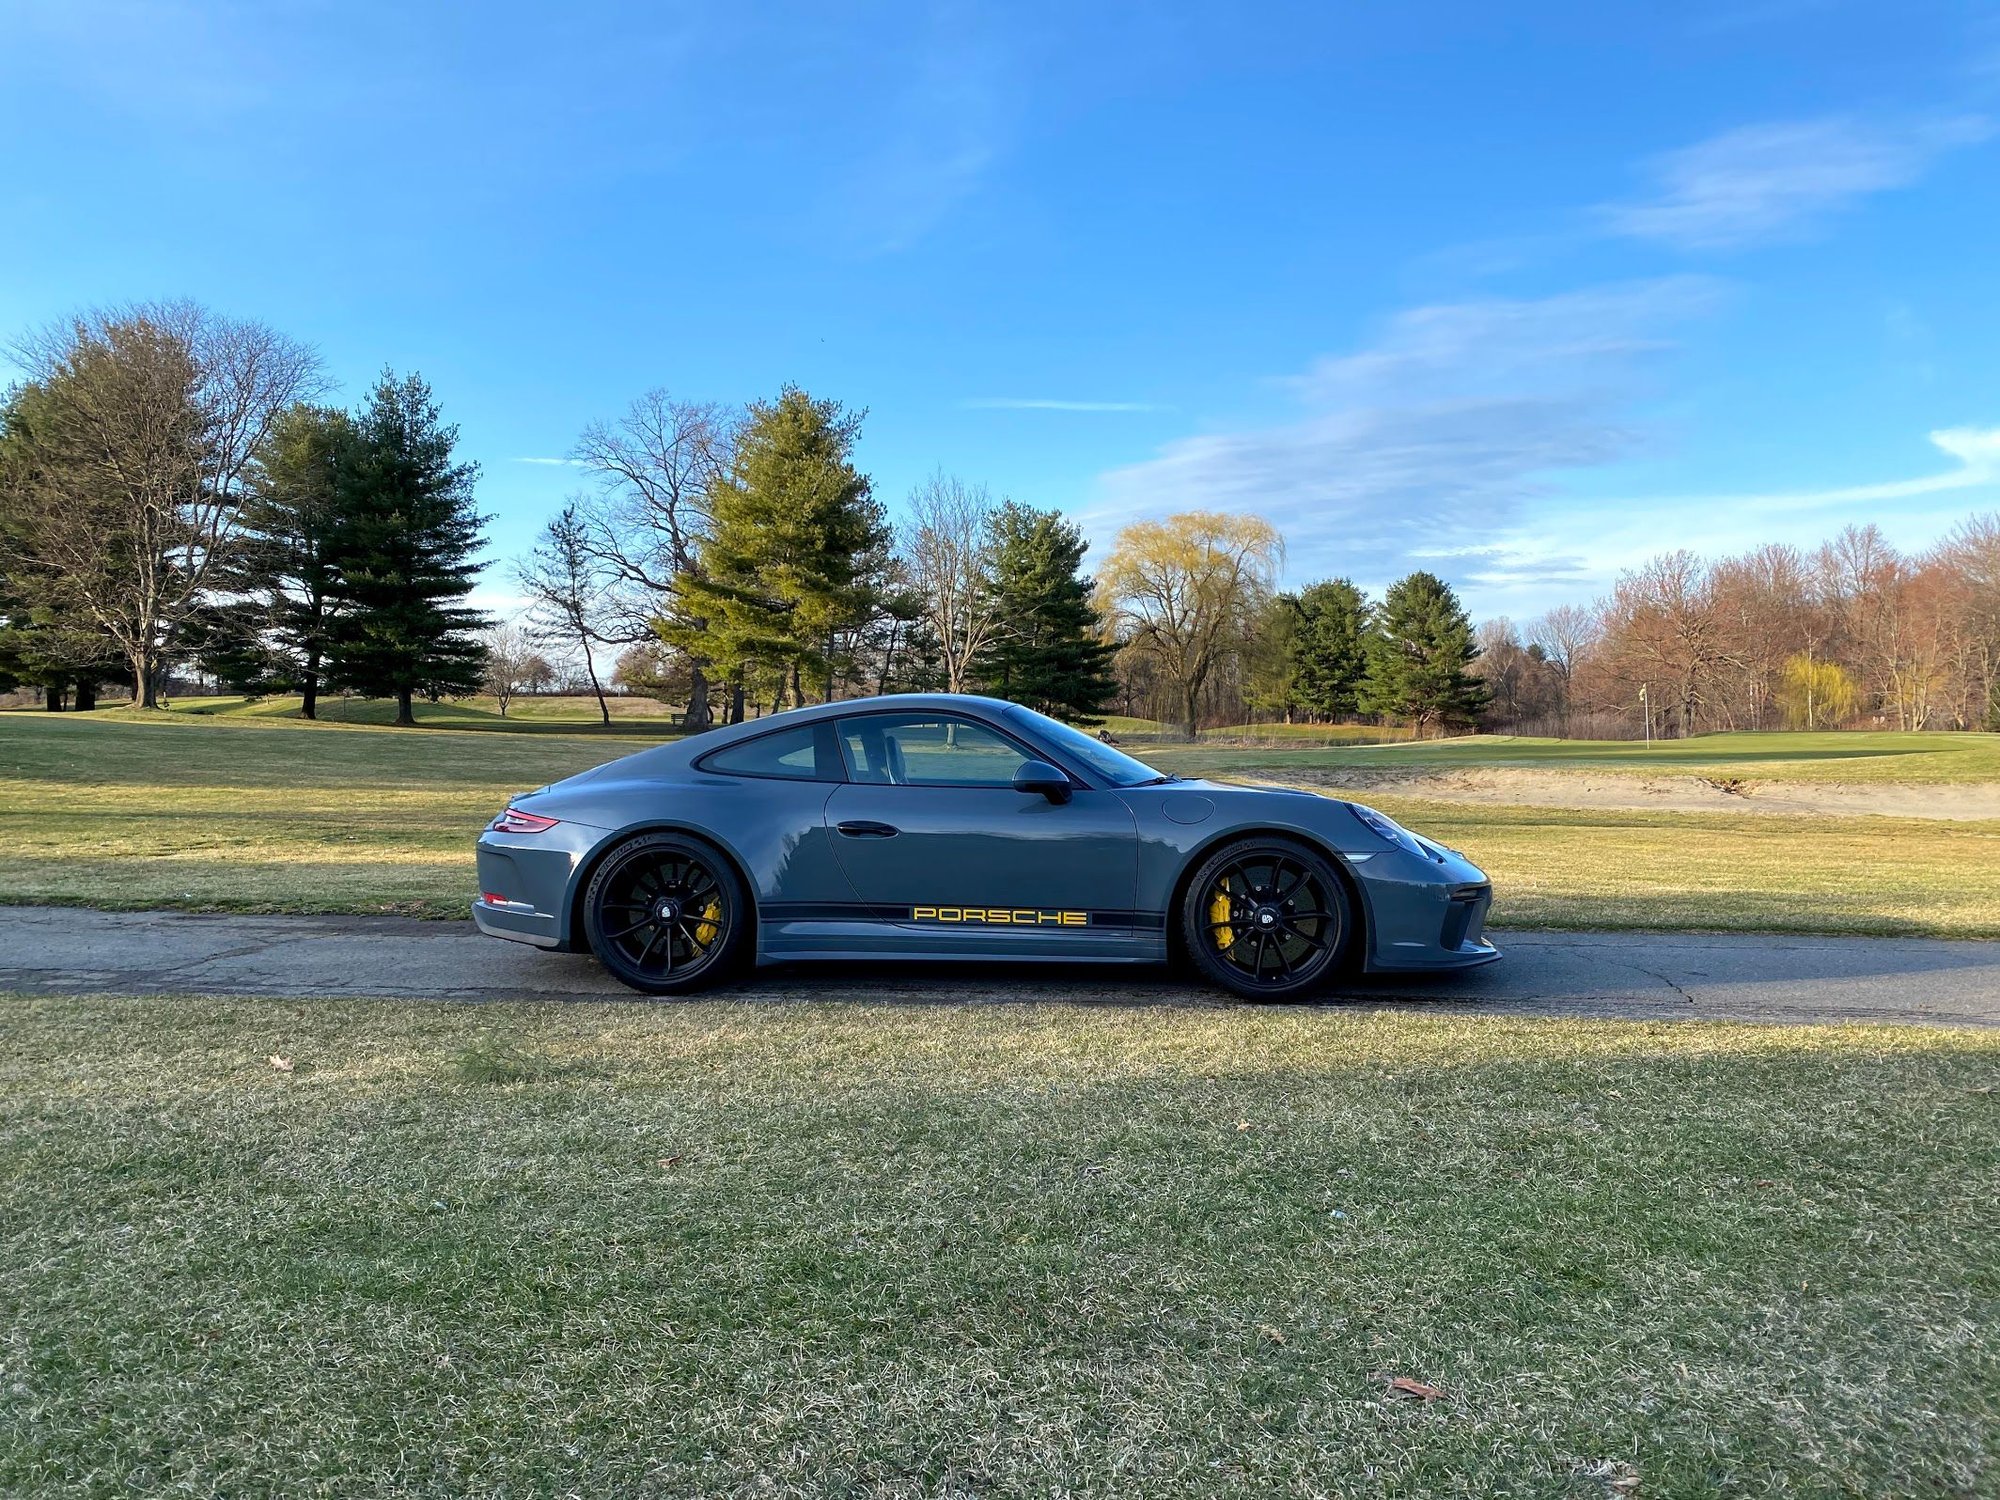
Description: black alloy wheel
584,833,748,994
1180,837,1351,1001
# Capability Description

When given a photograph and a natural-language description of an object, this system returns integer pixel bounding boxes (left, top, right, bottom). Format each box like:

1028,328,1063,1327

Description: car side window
838,714,1037,787
702,722,844,781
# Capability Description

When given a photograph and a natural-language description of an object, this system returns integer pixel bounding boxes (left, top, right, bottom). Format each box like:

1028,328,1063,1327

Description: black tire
1179,836,1352,1001
583,833,749,995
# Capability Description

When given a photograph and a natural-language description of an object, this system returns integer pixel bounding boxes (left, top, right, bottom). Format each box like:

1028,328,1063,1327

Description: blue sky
4,0,1998,621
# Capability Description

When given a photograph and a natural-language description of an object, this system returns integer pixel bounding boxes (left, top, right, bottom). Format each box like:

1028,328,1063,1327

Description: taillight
490,807,559,834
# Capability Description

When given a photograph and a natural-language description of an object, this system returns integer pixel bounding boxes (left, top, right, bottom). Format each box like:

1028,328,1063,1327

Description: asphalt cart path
2,906,1996,1026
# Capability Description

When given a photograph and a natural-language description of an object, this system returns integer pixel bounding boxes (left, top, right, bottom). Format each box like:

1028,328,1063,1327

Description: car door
823,710,1142,952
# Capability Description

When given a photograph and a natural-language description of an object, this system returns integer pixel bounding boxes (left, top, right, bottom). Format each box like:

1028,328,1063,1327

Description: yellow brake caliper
1209,882,1235,950
692,898,722,950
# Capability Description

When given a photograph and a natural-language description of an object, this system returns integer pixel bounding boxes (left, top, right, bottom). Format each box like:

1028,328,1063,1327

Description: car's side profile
472,694,1498,999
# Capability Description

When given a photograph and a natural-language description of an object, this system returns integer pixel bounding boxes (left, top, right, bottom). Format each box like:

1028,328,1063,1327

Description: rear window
701,722,844,781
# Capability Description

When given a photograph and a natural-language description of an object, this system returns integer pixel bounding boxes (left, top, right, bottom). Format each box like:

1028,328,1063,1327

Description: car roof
714,692,1020,733
612,693,1032,777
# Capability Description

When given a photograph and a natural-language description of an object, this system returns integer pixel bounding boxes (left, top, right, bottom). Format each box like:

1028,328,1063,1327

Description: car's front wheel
583,833,748,994
1180,837,1352,1001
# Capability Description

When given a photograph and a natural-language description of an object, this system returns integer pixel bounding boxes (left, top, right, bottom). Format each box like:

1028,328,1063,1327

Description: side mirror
1013,760,1073,804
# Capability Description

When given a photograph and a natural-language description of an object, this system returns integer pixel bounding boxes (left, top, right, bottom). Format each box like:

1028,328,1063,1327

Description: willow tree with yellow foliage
1097,511,1283,737
1775,653,1858,729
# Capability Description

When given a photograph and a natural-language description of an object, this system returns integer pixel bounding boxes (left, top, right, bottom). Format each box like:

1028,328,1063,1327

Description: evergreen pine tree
1358,571,1488,735
1242,594,1303,722
973,501,1118,723
233,403,354,717
664,387,886,711
1293,578,1371,720
325,372,488,726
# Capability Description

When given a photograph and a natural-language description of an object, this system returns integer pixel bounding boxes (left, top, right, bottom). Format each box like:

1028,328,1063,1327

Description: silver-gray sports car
473,693,1498,999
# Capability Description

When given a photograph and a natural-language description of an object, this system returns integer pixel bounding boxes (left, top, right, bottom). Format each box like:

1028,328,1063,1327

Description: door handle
836,819,899,838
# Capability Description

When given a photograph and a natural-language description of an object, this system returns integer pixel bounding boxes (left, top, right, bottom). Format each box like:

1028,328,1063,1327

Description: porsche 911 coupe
473,694,1498,999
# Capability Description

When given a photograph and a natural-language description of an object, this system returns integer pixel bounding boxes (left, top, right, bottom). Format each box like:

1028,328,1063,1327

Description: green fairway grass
1105,716,1417,746
1359,794,2000,936
4,710,1998,935
1151,729,2000,784
65,699,2000,779
0,994,1992,1495
140,692,690,735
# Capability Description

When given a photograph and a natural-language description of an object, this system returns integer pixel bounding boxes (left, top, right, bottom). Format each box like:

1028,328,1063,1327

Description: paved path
1,906,1996,1027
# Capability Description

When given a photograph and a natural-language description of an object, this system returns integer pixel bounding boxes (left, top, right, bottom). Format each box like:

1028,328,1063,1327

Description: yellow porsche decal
912,906,1089,927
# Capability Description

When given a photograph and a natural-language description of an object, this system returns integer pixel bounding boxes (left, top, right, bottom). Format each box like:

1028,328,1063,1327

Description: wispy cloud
1600,113,1992,251
511,456,583,467
1452,427,2000,611
1609,426,2000,515
961,398,1164,413
1281,278,1719,402
1083,278,1722,592
833,5,1011,253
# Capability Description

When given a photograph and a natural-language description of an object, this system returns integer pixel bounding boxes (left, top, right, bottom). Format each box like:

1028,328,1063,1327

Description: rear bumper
473,832,595,950
471,896,562,948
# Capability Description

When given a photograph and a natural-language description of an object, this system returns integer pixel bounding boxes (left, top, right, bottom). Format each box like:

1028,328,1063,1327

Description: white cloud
1458,427,2000,615
1283,278,1718,402
1600,113,1992,251
467,587,532,621
961,398,1164,413
1646,425,2000,512
511,456,583,467
1083,278,1721,592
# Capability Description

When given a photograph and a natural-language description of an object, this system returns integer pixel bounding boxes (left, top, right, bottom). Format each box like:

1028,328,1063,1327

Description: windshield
1005,705,1169,788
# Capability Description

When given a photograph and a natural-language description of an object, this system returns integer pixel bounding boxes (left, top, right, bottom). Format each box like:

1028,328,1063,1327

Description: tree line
0,302,490,724
1467,525,2000,736
507,390,1494,738
509,387,1119,727
1101,516,2000,737
6,301,1996,738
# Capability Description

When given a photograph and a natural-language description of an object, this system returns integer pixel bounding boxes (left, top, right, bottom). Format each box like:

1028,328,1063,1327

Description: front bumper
1355,847,1502,973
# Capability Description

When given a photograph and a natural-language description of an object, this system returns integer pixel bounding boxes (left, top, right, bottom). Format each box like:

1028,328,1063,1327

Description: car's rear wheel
1180,837,1351,1001
583,833,747,994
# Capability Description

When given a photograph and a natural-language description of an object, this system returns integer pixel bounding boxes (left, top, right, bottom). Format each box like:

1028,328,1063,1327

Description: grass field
5,710,1999,935
1103,715,1418,747
1149,729,2000,785
1,994,1992,1496
153,692,690,735
70,699,2000,778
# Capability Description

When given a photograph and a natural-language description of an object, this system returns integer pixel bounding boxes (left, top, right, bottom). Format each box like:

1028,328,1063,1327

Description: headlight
1348,803,1431,859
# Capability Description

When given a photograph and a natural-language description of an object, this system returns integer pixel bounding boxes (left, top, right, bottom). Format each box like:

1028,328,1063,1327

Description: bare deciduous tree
517,501,616,724
479,619,539,717
1526,602,1600,729
1597,551,1733,737
1938,513,2000,726
570,390,736,725
900,472,999,694
4,301,321,706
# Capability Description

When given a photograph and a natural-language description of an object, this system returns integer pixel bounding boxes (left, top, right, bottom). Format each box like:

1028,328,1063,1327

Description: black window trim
693,719,849,783
828,706,1095,791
